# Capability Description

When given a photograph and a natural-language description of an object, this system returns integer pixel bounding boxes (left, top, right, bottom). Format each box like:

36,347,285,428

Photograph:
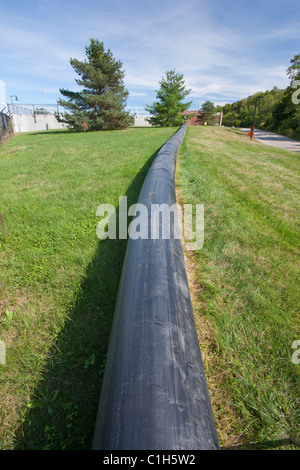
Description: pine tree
145,70,192,127
199,100,218,125
57,39,134,131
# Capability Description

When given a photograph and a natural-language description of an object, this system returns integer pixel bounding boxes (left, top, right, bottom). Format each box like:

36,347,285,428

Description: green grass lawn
1,125,299,450
177,126,300,449
0,126,177,449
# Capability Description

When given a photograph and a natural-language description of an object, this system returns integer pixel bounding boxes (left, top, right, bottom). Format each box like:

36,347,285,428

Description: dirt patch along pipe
93,124,220,450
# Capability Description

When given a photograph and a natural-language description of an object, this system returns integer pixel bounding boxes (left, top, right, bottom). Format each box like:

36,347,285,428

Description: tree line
219,54,300,140
57,40,299,140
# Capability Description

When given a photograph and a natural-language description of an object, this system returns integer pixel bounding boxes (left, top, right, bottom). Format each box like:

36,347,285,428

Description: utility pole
219,112,223,127
252,95,263,128
248,94,263,140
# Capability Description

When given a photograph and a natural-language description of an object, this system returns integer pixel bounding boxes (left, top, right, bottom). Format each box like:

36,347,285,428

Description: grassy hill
0,127,176,449
177,126,299,449
0,126,299,450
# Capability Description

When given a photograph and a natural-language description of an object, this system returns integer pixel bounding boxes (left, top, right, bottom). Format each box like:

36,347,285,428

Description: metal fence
7,103,66,116
7,103,148,118
0,111,12,144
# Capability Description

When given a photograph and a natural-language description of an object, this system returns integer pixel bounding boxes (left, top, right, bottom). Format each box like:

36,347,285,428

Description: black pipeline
93,124,220,450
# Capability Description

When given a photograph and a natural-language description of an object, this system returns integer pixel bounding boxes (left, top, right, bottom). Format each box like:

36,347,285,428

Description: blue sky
1,0,299,113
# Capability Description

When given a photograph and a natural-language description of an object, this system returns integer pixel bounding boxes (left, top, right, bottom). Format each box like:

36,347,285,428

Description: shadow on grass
14,145,163,450
223,127,250,137
27,127,139,137
26,129,83,136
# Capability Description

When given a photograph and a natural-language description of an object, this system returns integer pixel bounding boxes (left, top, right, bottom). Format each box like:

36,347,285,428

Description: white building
10,106,66,133
133,115,151,126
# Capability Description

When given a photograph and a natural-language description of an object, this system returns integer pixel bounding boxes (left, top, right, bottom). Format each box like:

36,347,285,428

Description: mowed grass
176,126,300,449
0,126,177,449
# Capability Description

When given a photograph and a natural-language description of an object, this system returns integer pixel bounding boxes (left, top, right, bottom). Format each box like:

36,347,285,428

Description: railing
92,124,220,450
7,104,144,117
7,104,66,116
127,107,150,116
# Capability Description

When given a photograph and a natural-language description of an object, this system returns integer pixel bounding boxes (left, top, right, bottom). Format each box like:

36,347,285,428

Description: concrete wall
12,112,152,132
11,113,66,133
134,115,151,126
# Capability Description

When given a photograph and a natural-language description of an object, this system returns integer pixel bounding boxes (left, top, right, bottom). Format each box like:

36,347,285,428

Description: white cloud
0,0,297,108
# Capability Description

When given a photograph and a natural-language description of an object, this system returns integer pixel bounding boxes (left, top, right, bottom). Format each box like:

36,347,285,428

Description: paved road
241,128,300,153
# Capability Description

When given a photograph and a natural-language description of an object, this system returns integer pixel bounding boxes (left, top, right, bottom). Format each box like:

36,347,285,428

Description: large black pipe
93,124,219,450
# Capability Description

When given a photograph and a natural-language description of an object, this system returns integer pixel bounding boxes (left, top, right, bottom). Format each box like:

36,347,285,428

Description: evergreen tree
57,39,134,130
145,70,192,127
199,100,218,125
